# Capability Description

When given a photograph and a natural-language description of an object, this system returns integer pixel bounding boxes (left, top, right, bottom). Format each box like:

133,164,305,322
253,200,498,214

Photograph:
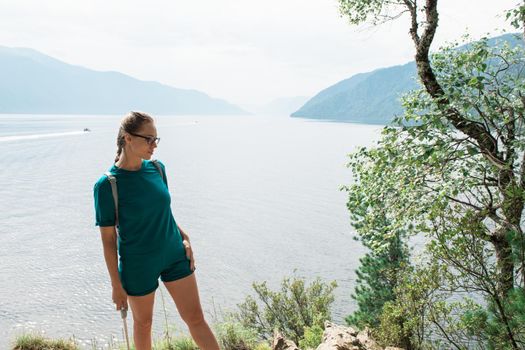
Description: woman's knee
128,291,155,330
134,317,153,329
182,308,206,327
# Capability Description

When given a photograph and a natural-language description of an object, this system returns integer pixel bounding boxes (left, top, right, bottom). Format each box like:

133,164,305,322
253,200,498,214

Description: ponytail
115,131,126,163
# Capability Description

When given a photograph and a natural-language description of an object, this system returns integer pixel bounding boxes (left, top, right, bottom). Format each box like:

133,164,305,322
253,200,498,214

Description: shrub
298,324,324,350
214,321,259,350
235,275,337,344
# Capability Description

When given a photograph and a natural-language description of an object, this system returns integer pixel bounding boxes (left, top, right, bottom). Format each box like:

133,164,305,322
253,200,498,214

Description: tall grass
159,284,173,346
12,333,79,350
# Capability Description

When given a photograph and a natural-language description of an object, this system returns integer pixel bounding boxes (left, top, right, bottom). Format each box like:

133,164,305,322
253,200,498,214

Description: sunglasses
128,132,161,145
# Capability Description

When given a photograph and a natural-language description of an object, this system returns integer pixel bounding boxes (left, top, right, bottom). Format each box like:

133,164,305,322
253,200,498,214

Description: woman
93,111,220,350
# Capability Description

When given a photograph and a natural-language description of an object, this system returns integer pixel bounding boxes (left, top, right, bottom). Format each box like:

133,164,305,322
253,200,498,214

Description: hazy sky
0,0,519,108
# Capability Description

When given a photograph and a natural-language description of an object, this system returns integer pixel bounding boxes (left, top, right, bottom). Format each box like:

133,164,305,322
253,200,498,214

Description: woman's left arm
177,224,190,242
177,224,195,271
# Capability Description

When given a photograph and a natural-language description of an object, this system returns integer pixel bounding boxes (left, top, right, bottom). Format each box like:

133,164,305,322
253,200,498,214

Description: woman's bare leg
163,273,220,350
128,290,156,350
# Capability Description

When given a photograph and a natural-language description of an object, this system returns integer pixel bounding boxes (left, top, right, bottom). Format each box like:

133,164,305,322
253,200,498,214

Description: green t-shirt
93,159,183,257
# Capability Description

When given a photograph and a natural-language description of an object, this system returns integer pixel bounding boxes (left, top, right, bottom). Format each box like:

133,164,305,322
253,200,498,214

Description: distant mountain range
0,46,248,115
291,33,524,124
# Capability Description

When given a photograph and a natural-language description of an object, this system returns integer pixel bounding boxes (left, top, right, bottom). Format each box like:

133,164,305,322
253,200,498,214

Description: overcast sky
0,0,519,108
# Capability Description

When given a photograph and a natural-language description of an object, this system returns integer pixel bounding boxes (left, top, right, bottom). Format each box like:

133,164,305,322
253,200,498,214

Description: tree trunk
491,231,514,297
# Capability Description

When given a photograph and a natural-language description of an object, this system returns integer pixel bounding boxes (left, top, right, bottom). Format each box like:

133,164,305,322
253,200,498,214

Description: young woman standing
93,111,220,350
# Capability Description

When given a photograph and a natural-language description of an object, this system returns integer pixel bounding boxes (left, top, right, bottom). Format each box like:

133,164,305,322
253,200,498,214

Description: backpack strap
151,159,166,185
104,171,119,229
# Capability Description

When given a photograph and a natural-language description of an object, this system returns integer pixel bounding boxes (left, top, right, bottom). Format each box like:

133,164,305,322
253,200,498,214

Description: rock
271,322,404,350
316,321,404,350
356,327,382,350
316,321,362,350
272,329,300,350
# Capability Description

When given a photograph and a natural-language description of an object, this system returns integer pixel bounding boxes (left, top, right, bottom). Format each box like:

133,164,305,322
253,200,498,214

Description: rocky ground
271,321,404,350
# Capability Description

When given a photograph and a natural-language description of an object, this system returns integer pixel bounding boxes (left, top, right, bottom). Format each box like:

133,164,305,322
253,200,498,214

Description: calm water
0,114,385,349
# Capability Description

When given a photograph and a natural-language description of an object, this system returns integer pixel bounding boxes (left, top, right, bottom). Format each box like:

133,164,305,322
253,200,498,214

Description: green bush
235,275,337,345
214,321,259,350
298,324,324,350
252,342,272,350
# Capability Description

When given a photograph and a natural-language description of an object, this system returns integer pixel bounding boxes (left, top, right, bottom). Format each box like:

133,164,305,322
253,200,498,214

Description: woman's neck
115,155,143,171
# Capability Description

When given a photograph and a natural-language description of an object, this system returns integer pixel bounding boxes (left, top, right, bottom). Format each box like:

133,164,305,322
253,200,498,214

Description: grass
12,333,79,350
152,335,199,350
11,333,200,350
13,326,272,350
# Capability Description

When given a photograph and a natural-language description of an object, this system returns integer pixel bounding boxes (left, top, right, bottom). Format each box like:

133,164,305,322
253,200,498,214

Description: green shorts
118,249,193,296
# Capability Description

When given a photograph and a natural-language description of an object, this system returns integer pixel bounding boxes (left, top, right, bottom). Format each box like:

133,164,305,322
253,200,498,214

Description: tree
343,35,525,348
338,1,525,348
343,212,410,332
339,0,524,302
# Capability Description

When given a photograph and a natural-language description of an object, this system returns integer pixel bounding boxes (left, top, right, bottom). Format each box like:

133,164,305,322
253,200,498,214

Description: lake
0,114,385,349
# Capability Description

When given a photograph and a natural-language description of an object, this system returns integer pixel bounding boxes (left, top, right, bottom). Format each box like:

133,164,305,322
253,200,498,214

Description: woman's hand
112,284,129,311
182,239,195,271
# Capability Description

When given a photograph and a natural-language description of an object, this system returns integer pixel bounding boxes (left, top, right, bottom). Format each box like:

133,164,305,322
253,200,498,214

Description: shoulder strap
151,159,166,185
104,171,119,229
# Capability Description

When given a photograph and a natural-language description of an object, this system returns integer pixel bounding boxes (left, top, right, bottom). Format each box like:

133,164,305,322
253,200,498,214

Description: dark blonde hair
115,111,154,163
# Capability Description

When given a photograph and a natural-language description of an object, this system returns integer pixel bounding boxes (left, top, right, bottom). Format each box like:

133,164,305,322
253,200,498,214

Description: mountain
246,96,310,116
291,33,523,124
0,46,248,115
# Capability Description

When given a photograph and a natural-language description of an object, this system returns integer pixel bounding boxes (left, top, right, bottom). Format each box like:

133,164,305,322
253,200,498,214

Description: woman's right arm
99,226,128,310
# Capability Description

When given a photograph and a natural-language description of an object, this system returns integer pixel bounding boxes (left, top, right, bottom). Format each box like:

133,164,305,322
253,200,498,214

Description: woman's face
124,121,158,160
